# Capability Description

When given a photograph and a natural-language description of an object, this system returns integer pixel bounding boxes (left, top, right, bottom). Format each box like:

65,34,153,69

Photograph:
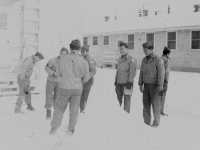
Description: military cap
35,52,44,59
142,42,153,48
163,46,171,55
81,45,90,52
60,47,68,53
70,39,81,47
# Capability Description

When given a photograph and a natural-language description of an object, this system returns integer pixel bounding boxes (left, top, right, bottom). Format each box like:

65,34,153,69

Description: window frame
103,35,110,46
128,34,134,50
146,33,155,47
83,37,88,46
92,36,98,46
190,30,200,51
166,31,177,51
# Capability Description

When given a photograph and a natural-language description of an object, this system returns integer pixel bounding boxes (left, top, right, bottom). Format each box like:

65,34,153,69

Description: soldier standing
115,42,137,113
80,45,97,113
160,46,171,117
44,47,68,119
138,42,164,128
49,39,89,135
14,52,44,114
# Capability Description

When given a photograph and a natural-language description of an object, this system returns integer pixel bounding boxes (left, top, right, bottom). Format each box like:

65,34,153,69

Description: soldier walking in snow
115,42,137,113
44,47,68,119
80,45,97,113
14,52,44,114
49,39,89,135
160,47,171,117
138,42,164,128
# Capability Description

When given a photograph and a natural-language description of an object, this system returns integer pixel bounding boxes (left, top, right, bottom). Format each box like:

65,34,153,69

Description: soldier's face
143,48,152,56
81,50,87,57
60,51,67,56
35,56,41,62
119,46,128,55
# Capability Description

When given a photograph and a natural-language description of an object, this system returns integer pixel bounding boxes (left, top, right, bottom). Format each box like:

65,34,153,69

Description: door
0,7,10,68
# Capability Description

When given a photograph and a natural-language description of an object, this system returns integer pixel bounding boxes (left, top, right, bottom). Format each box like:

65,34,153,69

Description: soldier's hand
126,82,133,90
158,85,163,92
114,79,117,86
139,85,143,92
53,72,59,77
162,82,168,93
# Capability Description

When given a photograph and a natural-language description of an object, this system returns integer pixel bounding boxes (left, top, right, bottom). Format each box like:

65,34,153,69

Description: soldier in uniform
49,39,89,135
138,42,164,128
160,46,171,117
44,47,68,119
80,45,97,113
114,42,137,113
14,52,44,114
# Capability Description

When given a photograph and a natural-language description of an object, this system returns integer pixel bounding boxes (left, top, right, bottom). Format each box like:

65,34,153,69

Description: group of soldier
13,38,171,136
115,41,171,128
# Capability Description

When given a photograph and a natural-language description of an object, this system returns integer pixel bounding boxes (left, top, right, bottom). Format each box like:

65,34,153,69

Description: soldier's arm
164,60,170,82
138,60,144,86
157,57,165,86
19,59,30,80
82,60,90,84
45,59,55,76
128,58,137,83
88,60,97,79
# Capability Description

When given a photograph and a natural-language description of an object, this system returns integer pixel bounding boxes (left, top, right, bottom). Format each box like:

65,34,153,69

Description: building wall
85,28,200,72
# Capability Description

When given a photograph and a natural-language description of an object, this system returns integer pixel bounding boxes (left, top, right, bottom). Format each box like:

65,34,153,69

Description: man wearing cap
44,47,68,119
49,39,89,136
138,42,164,128
114,42,137,113
160,47,171,117
80,45,97,113
14,52,44,114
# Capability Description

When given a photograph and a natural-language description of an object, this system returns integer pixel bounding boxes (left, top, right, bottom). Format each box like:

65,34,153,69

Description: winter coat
45,56,60,83
161,55,170,83
115,54,137,84
138,53,164,86
19,55,35,80
58,52,90,89
84,54,97,79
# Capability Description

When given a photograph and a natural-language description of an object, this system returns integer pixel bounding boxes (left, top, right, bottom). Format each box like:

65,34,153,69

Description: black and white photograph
0,0,200,149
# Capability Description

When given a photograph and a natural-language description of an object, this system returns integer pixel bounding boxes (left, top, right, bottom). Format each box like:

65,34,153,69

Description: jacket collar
144,53,155,63
31,55,36,64
119,53,130,63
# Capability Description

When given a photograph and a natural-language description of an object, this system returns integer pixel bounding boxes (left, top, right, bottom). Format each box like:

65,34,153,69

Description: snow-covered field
1,68,200,150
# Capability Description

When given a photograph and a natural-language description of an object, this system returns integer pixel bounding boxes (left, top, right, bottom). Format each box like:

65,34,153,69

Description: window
83,37,88,46
167,32,176,49
104,36,109,45
128,34,134,49
191,31,200,49
93,36,98,45
146,33,154,46
0,13,7,30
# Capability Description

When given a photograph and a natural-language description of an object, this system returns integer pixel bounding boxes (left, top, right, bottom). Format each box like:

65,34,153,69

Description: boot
46,109,51,120
14,107,24,114
49,127,57,135
67,129,75,136
27,103,35,111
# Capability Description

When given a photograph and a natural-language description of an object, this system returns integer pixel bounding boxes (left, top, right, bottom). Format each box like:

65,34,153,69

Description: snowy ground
1,68,200,150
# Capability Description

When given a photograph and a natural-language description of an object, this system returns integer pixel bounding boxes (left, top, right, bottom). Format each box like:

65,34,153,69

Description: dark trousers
51,87,82,131
80,78,93,113
15,77,31,108
143,84,161,126
115,84,131,113
44,80,58,109
160,92,166,114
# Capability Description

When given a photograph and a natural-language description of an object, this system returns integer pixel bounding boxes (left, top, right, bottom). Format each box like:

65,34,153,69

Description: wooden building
83,8,200,72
